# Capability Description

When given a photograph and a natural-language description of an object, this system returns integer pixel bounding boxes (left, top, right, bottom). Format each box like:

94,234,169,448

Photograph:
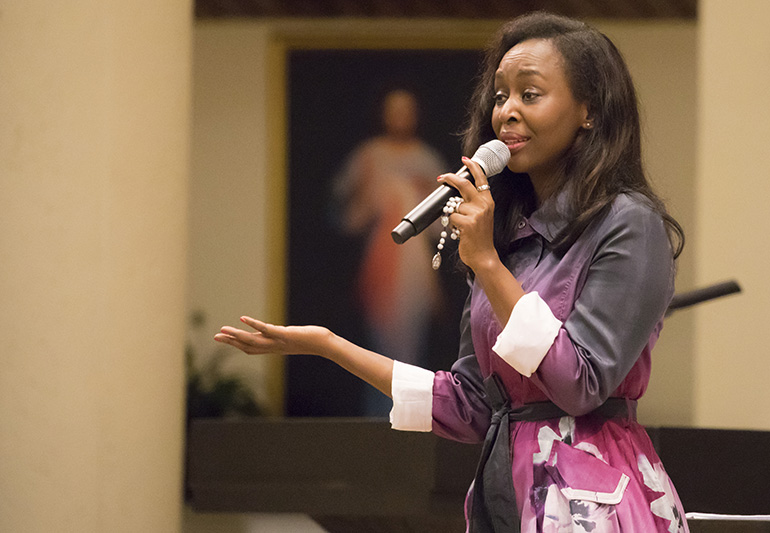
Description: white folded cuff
492,291,562,377
389,360,435,432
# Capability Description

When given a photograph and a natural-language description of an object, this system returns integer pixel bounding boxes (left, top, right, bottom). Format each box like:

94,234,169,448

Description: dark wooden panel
688,522,770,533
187,420,770,531
186,417,481,517
195,0,696,19
648,427,770,516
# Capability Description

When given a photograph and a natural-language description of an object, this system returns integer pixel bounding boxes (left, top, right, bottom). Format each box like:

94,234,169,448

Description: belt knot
468,373,637,533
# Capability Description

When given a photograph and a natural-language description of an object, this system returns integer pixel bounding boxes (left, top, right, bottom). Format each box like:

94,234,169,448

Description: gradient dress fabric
393,189,689,532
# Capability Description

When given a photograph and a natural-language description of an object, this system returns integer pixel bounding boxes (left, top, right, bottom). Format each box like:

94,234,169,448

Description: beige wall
191,19,701,426
601,21,698,426
188,23,278,412
0,1,191,531
695,0,770,430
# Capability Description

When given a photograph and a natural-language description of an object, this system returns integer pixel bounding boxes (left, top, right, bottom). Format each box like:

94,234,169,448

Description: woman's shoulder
591,193,672,257
605,192,664,226
575,192,669,252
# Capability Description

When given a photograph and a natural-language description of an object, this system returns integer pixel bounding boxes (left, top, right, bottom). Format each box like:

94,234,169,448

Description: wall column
0,1,191,530
695,0,770,429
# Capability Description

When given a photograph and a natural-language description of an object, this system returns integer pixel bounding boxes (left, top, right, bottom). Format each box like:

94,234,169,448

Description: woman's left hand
438,157,498,272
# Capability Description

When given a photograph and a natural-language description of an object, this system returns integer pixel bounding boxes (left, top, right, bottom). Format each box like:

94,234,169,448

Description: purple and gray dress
390,190,690,532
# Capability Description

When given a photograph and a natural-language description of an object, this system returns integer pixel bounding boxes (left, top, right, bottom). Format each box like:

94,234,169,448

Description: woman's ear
581,105,594,130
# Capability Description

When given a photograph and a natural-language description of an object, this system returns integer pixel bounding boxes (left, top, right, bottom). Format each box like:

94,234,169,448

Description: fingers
214,332,256,354
215,326,259,349
438,157,491,201
240,316,271,334
214,318,281,355
439,169,475,199
463,156,491,192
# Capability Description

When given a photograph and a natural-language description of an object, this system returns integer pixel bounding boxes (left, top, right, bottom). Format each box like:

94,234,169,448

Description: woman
216,12,689,532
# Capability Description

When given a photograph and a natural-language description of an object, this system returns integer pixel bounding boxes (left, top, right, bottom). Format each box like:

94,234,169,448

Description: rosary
431,196,464,270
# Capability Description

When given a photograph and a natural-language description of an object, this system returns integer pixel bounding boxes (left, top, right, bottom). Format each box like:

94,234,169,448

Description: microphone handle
391,184,457,244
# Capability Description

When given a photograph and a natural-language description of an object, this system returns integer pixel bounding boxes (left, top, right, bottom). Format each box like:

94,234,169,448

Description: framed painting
261,20,498,416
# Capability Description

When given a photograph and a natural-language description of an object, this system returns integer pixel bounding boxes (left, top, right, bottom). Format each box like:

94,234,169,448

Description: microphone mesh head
471,139,511,176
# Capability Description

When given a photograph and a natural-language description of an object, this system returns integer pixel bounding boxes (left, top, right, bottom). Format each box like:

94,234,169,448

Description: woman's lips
501,135,530,151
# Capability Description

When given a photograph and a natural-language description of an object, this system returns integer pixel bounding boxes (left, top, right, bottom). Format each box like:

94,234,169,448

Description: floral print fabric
511,416,688,532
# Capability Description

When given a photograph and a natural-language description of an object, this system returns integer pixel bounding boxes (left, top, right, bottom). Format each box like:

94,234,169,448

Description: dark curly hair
463,12,684,258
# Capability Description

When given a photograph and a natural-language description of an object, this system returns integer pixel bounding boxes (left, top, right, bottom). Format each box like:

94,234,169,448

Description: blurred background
2,0,769,531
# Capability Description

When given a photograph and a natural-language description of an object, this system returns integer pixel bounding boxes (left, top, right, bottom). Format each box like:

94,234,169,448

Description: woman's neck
530,173,562,207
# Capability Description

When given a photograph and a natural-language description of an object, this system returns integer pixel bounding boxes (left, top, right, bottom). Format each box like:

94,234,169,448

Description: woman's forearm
323,333,395,397
472,255,526,328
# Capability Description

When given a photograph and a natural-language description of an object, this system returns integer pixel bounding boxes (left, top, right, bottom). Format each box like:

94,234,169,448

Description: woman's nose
500,99,520,123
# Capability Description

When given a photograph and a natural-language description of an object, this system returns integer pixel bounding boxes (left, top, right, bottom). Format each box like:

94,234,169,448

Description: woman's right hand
217,316,395,397
437,157,498,273
214,316,333,357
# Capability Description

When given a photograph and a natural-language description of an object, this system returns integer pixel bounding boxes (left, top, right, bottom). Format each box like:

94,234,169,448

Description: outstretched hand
214,316,332,357
216,316,394,396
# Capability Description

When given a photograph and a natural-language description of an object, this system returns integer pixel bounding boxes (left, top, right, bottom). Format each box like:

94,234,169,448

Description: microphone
391,139,511,244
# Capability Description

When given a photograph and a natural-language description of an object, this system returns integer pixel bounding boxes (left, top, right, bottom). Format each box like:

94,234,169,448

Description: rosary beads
432,196,463,270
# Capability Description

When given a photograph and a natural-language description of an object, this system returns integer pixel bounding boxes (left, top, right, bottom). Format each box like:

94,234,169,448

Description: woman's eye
493,92,507,105
522,91,540,102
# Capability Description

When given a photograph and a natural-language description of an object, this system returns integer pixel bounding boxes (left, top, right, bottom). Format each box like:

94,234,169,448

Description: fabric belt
469,373,637,533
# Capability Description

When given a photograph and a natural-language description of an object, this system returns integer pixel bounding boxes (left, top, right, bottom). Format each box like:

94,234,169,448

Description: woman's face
491,38,588,189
